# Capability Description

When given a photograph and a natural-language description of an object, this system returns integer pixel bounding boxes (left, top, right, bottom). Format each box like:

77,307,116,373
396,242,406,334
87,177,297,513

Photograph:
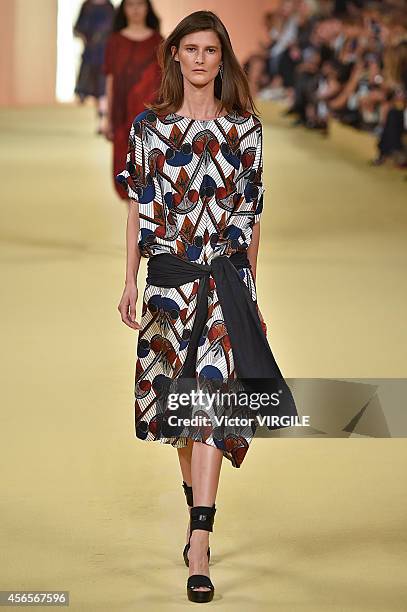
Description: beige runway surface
1,104,407,611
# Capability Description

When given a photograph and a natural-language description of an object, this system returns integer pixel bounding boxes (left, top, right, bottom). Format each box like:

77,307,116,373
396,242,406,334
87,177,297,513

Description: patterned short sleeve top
116,108,265,265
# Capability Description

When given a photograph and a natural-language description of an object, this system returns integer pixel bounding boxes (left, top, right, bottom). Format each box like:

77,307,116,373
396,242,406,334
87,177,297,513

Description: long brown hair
146,10,259,117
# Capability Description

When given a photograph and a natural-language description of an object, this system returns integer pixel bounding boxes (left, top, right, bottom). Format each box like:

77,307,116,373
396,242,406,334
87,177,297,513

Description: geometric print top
116,108,265,265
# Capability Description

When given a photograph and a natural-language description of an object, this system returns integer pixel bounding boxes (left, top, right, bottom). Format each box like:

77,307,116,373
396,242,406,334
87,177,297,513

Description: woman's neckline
118,30,156,43
171,111,231,122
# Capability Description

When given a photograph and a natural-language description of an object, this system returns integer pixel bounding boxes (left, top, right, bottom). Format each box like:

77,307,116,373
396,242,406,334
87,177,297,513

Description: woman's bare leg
189,441,223,592
178,438,193,484
177,439,194,544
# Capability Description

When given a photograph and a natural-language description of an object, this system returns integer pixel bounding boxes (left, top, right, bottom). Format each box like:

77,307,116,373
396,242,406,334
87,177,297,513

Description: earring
219,63,223,80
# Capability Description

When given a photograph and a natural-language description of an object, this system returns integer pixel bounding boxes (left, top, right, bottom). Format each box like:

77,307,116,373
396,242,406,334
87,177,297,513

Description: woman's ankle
190,529,209,546
189,532,210,567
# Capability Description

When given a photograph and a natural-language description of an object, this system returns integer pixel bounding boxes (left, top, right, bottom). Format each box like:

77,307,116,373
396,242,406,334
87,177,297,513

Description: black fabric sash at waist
146,251,298,429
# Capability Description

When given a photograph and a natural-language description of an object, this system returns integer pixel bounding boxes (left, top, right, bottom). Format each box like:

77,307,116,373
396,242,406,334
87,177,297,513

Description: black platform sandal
182,482,212,567
186,505,216,603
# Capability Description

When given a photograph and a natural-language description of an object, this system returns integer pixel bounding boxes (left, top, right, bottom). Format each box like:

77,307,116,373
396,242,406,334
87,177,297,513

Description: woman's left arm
244,121,267,334
247,221,260,283
247,221,267,334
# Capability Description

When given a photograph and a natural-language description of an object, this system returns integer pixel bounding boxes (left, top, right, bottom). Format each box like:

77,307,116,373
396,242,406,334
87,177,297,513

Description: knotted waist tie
146,251,298,429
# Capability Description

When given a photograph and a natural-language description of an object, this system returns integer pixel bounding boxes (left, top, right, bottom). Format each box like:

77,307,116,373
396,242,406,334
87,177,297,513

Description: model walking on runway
73,0,115,134
116,10,297,603
103,0,163,202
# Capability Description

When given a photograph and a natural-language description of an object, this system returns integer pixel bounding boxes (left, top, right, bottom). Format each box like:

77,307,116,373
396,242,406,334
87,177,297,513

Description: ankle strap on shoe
190,505,216,533
182,481,193,507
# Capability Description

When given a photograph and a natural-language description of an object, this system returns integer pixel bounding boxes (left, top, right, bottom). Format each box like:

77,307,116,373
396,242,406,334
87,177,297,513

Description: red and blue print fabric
116,109,266,468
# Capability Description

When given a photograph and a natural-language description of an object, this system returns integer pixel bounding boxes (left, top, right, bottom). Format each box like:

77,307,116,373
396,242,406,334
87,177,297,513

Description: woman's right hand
118,283,142,330
103,118,114,142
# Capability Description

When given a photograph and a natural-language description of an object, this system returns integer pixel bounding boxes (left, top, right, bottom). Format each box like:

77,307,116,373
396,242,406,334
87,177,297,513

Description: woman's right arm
105,74,114,141
118,203,142,330
116,117,149,330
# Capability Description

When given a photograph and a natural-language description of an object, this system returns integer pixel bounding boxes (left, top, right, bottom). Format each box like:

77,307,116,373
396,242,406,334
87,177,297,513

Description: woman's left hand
256,304,267,336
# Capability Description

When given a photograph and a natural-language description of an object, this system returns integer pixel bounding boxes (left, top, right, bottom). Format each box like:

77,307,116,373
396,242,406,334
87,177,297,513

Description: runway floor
1,104,406,610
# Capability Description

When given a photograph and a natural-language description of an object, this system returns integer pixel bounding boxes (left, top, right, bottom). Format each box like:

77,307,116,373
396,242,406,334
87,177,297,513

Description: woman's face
172,30,222,89
124,0,148,25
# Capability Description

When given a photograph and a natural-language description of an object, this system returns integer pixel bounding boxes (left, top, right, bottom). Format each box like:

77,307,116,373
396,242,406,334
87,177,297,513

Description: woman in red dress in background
103,0,163,203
